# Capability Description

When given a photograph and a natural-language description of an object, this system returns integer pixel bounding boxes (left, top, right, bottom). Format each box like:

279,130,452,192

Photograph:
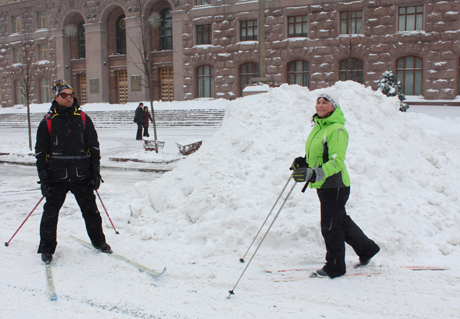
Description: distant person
35,79,112,264
291,89,380,278
134,103,144,140
143,106,153,137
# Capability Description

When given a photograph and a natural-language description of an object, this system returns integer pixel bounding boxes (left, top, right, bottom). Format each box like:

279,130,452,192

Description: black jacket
134,106,144,124
35,99,100,183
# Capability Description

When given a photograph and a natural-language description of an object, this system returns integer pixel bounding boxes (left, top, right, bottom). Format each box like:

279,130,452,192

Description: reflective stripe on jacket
305,105,350,189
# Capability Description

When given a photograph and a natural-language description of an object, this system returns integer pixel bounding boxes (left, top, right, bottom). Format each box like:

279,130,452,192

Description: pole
95,190,120,234
258,0,266,78
239,173,293,263
227,181,303,299
5,196,44,247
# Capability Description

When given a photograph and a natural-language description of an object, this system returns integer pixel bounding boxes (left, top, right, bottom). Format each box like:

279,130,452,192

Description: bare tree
127,0,162,152
7,9,38,151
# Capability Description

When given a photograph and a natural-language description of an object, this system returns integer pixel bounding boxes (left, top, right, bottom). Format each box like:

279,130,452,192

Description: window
197,65,214,98
13,48,22,63
12,16,21,33
339,58,364,83
288,15,308,37
288,60,309,86
40,78,51,103
397,56,422,95
399,6,423,31
38,44,48,61
240,62,259,94
240,20,257,41
340,11,363,34
197,24,212,45
37,11,47,29
16,79,25,105
116,15,126,54
160,8,173,50
78,21,86,58
196,0,211,4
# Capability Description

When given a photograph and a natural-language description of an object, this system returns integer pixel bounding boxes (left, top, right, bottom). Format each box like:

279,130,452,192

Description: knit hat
52,79,73,97
317,90,340,109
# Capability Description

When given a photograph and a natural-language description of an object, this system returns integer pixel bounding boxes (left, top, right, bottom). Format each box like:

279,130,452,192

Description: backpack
46,110,86,135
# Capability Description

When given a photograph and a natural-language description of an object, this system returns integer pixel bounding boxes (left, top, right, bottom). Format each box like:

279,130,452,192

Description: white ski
70,235,166,277
44,264,57,301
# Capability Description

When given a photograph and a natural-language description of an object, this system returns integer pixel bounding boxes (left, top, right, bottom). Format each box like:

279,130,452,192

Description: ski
44,263,57,301
401,266,447,271
70,235,166,277
273,271,381,282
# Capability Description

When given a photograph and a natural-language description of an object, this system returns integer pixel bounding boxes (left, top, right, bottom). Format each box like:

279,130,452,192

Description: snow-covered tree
378,69,409,112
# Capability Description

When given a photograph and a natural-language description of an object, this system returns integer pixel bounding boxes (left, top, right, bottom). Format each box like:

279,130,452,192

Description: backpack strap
46,110,86,135
80,111,86,129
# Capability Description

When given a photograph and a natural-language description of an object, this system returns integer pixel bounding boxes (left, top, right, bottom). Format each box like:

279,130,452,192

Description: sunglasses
59,92,75,99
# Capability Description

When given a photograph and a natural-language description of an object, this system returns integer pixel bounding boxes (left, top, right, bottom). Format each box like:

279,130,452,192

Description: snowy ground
1,82,460,318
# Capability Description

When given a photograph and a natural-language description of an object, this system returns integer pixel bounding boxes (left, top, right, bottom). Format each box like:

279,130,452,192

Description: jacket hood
314,104,346,126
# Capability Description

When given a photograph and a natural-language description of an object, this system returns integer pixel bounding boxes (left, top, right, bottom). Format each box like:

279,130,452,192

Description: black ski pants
136,123,143,140
317,187,379,278
37,181,106,254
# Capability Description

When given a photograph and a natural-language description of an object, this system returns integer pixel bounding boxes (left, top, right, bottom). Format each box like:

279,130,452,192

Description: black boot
94,243,113,254
41,253,53,264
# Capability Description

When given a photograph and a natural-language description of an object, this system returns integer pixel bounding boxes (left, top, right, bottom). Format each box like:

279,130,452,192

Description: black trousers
37,181,106,254
143,127,149,137
317,187,379,278
136,123,143,140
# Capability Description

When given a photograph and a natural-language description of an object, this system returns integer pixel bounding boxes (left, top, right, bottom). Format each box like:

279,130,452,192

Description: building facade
0,0,459,107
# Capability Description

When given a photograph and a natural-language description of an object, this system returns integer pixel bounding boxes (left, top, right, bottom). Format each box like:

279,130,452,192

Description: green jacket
305,105,350,189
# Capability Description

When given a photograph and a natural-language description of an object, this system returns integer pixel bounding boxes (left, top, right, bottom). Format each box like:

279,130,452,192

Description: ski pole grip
301,182,309,193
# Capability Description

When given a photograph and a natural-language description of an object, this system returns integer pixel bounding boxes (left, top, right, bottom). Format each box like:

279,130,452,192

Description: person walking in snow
35,79,112,264
143,106,153,137
134,102,144,140
291,89,380,278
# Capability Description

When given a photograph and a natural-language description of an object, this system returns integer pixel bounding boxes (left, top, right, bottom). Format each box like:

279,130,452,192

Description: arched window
197,65,214,98
288,60,309,87
396,56,422,95
240,62,259,94
78,21,86,58
16,79,25,105
160,8,172,51
116,15,126,54
339,58,363,83
40,77,51,103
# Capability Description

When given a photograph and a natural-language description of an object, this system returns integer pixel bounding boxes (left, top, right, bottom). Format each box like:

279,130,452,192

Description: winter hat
317,90,340,109
52,79,73,97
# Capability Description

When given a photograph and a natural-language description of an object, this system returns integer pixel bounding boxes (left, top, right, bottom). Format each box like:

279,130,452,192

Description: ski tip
50,293,57,301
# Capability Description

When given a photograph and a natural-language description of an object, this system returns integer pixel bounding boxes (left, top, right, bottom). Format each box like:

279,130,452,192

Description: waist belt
50,155,89,159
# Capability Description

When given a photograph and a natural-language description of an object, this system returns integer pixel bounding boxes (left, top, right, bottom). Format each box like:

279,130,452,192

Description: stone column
83,22,109,103
51,28,71,84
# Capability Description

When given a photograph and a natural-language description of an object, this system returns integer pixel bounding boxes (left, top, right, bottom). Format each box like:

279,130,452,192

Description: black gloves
88,175,101,191
293,167,316,183
40,183,55,197
290,156,307,171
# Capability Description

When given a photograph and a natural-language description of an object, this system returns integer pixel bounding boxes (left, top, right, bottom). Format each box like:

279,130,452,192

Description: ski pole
95,190,119,234
239,172,294,263
227,181,303,299
5,196,44,247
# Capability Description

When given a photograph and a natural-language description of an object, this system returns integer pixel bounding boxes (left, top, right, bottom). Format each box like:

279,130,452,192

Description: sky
1,81,460,318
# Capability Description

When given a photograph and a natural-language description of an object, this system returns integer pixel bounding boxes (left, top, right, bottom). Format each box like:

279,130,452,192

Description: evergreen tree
377,69,409,112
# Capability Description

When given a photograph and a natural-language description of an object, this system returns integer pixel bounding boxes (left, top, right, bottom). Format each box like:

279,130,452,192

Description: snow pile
128,81,460,266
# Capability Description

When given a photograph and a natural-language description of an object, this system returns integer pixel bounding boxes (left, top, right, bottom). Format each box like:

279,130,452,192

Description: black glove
293,167,316,183
40,183,55,197
290,156,307,171
88,175,101,191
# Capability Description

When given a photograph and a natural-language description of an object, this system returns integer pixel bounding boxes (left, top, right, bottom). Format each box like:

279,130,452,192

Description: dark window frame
160,8,173,50
240,62,259,95
287,60,310,86
288,15,308,38
197,24,212,45
340,10,363,34
197,65,214,98
78,21,86,58
396,56,423,95
398,6,424,31
339,58,364,83
116,15,126,54
240,20,258,41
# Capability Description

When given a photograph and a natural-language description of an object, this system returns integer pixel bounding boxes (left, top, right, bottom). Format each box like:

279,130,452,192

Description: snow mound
133,82,460,264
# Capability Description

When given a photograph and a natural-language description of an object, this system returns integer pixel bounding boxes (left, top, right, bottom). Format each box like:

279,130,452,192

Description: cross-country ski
44,264,57,301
